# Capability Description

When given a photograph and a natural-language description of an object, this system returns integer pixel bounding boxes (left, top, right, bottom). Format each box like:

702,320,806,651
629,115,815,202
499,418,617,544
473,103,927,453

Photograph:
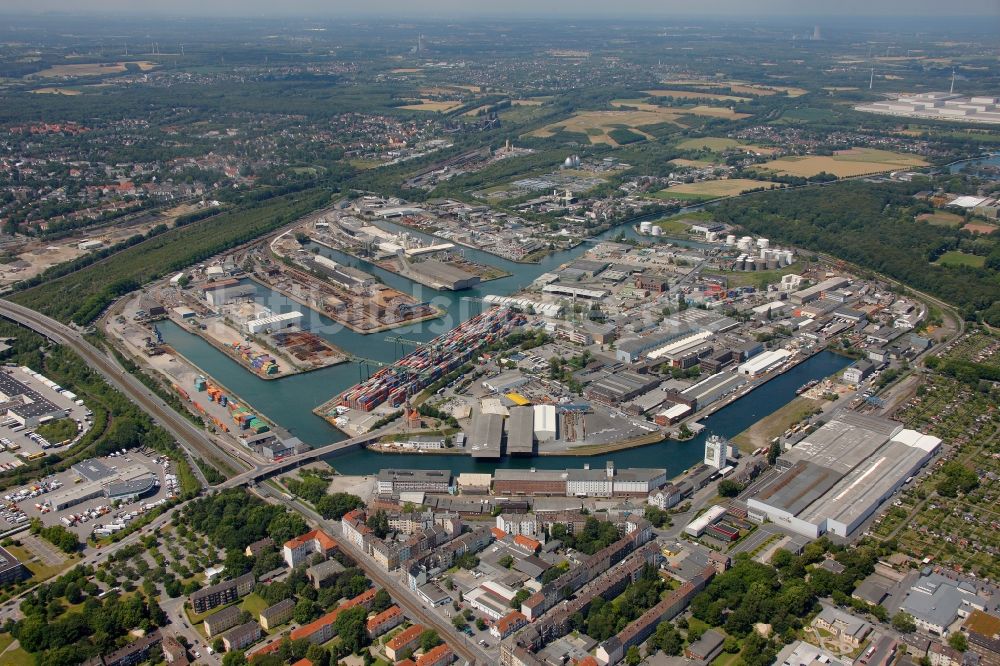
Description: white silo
651,226,662,236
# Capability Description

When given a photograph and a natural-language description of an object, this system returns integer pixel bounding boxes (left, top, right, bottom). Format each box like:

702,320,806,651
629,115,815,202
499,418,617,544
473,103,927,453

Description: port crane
384,335,424,360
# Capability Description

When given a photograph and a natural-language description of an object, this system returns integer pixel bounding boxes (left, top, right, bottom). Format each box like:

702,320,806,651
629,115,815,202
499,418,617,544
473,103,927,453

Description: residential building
282,529,337,568
161,635,188,664
259,598,295,632
307,558,346,589
963,611,1000,666
100,630,162,666
497,514,538,537
204,605,243,637
190,573,255,614
245,538,275,558
813,607,872,647
386,624,425,661
492,611,529,640
221,622,261,652
367,605,404,638
417,643,454,666
930,643,963,666
648,484,683,510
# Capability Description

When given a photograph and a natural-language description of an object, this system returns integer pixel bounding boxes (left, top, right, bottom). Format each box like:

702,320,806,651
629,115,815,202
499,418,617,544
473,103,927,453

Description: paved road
0,298,234,487
252,483,489,666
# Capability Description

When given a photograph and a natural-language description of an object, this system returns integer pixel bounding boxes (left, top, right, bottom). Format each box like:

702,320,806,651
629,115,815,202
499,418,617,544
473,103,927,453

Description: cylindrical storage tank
639,221,653,234
651,226,662,236
726,234,736,245
757,238,770,249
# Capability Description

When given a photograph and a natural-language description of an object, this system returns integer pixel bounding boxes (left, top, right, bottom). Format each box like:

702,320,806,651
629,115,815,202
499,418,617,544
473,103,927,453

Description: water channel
157,208,851,477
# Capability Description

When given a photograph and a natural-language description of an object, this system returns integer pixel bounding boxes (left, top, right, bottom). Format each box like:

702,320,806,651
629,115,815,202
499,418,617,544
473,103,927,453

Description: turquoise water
157,208,851,477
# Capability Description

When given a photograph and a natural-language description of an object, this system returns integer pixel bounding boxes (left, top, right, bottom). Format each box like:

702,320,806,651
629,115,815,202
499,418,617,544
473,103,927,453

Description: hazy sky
12,0,1000,18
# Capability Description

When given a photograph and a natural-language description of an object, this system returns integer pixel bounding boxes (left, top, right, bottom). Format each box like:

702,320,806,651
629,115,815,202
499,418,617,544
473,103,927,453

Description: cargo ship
796,379,819,395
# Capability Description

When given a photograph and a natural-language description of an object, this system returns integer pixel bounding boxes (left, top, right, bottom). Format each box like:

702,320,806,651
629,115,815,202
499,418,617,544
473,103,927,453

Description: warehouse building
533,404,557,442
245,311,303,335
737,348,792,377
584,371,660,405
790,277,850,305
566,462,667,497
376,469,452,496
407,259,480,290
469,412,504,460
205,283,256,307
506,406,535,456
680,372,747,409
0,372,66,427
494,468,568,496
747,413,940,538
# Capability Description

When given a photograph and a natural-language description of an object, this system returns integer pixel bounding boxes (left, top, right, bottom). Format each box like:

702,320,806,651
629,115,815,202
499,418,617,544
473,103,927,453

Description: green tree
626,645,641,666
419,630,442,652
948,633,967,652
892,612,917,633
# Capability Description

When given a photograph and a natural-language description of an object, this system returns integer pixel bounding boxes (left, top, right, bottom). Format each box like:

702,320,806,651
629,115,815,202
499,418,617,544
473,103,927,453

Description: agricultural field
530,102,748,146
399,99,463,112
917,211,965,228
28,60,157,78
656,178,781,201
29,87,81,95
670,158,715,168
656,79,807,97
643,89,750,102
759,148,928,178
867,331,1000,580
934,251,986,268
676,137,743,151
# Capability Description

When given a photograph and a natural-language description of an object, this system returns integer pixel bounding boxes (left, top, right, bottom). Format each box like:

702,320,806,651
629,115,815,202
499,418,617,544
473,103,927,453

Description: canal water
157,208,851,477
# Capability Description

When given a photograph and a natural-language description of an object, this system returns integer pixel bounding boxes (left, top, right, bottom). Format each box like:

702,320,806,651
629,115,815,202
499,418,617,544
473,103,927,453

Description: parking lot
3,449,180,538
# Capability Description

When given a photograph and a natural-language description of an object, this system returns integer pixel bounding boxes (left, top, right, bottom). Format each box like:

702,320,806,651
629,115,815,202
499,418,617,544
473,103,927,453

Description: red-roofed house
386,624,425,661
490,527,507,541
289,588,377,644
490,611,528,640
283,529,338,567
416,643,454,666
367,605,404,638
576,657,598,666
292,660,313,666
513,534,541,554
397,659,417,666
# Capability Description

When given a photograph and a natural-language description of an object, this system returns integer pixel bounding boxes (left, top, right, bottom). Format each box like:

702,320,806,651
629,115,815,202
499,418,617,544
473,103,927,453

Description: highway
0,298,240,487
253,483,489,666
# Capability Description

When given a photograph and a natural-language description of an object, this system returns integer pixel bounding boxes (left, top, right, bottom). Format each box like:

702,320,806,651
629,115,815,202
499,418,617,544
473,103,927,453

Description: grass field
732,397,822,452
241,593,270,620
29,60,156,78
917,211,965,228
655,219,692,235
760,148,927,178
656,80,806,97
657,178,780,200
511,98,548,106
644,89,749,102
399,100,463,112
934,251,985,268
963,221,999,234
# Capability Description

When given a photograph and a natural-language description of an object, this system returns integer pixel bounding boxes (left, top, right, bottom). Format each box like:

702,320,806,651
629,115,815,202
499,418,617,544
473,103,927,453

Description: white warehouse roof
684,505,727,536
